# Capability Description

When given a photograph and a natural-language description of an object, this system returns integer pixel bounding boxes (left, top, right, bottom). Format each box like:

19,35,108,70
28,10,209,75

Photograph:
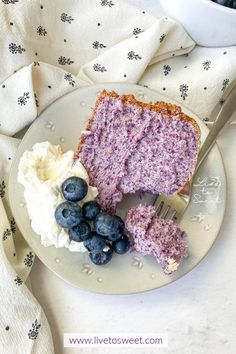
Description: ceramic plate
8,83,226,294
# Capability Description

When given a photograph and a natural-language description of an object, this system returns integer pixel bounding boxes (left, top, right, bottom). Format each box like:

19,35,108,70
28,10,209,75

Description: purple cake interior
125,204,187,274
78,92,200,212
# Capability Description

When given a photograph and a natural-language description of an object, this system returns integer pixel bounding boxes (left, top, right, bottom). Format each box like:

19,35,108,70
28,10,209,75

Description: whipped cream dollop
18,142,98,252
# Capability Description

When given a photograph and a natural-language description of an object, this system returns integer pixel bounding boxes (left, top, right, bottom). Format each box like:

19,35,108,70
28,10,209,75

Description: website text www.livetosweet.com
64,333,168,348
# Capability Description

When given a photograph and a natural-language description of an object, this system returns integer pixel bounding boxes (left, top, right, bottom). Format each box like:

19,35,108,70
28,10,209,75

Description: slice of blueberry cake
125,204,187,274
76,90,200,212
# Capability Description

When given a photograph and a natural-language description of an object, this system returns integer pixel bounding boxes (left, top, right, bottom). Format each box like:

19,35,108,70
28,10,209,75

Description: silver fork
154,86,236,223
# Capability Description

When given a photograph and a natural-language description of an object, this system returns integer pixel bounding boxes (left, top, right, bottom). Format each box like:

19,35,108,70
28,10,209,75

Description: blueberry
93,212,124,241
213,0,236,7
83,232,106,253
69,220,91,242
230,0,236,8
55,201,82,228
214,0,228,5
82,201,101,220
113,234,131,254
62,177,88,202
89,244,113,265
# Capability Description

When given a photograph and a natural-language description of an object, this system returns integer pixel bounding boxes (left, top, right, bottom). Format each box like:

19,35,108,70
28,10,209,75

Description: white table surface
30,1,236,354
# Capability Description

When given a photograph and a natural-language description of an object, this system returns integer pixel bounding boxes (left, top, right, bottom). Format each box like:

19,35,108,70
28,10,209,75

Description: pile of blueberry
212,0,236,9
55,177,131,265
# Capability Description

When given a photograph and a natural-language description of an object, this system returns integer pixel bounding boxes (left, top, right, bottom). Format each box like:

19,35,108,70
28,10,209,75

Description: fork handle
195,86,236,174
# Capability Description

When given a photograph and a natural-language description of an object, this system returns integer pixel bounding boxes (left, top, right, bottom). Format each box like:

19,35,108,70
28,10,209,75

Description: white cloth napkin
0,0,235,353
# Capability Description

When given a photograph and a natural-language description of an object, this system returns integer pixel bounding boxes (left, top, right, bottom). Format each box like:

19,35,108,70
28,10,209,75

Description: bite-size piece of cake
125,204,187,274
76,90,200,212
